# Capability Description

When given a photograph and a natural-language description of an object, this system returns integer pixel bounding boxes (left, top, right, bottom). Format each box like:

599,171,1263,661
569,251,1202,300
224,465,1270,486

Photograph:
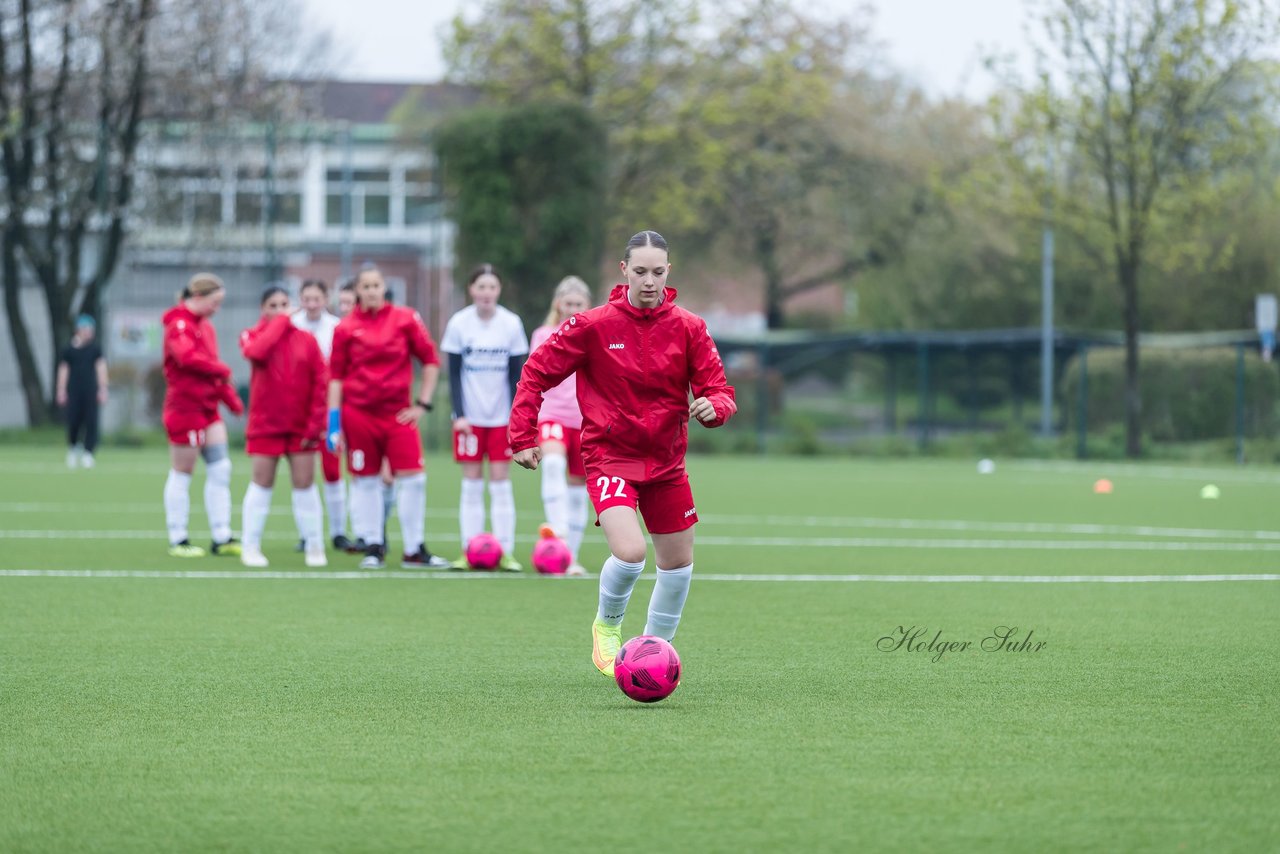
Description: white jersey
291,310,341,361
441,304,530,427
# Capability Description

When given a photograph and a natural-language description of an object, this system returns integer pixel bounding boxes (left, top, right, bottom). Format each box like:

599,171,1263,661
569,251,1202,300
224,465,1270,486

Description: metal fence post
1076,346,1088,459
1236,344,1246,465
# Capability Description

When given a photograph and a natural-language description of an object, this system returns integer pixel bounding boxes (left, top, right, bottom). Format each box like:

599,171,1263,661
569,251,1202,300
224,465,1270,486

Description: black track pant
66,392,99,453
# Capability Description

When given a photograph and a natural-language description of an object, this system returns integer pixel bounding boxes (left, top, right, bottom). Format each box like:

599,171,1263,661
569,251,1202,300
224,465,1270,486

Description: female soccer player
161,273,245,558
239,285,328,568
291,278,355,552
56,314,108,469
528,276,593,575
327,265,451,570
441,264,530,570
510,231,737,676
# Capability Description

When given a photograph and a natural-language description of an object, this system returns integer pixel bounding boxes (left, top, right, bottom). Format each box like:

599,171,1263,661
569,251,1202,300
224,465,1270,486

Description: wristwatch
416,400,433,411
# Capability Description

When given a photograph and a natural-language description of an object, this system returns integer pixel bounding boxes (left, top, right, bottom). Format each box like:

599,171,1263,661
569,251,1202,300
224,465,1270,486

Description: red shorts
585,469,698,534
320,444,342,483
453,425,513,463
538,421,585,478
245,434,320,457
342,406,424,475
165,414,221,447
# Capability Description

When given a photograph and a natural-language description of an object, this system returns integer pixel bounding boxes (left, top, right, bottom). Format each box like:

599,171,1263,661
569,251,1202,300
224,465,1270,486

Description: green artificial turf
1,448,1277,852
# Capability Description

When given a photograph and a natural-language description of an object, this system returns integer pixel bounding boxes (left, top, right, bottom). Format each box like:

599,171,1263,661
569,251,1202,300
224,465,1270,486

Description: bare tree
0,0,331,425
2,0,154,424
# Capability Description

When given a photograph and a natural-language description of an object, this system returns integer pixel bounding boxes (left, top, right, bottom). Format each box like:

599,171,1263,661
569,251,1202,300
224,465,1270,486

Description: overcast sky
302,0,1034,101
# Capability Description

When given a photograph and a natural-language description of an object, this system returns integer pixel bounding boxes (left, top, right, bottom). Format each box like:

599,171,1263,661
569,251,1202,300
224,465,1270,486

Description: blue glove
326,408,341,452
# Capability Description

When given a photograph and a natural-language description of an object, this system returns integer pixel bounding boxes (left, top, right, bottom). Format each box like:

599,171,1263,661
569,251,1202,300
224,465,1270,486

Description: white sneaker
80,452,95,469
66,448,79,468
566,564,589,577
304,539,328,568
240,547,269,568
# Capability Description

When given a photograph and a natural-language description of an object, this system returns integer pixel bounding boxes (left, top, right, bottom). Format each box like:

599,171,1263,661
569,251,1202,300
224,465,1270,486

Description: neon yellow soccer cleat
167,540,206,558
497,555,523,572
591,619,622,678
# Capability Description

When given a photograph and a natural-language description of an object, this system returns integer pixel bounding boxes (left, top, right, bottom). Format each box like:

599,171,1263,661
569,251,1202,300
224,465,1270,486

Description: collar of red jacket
607,283,679,317
163,302,200,325
357,302,394,319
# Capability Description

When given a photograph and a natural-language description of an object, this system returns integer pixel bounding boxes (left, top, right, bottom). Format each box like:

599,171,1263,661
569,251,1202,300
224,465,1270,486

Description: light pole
1040,130,1056,437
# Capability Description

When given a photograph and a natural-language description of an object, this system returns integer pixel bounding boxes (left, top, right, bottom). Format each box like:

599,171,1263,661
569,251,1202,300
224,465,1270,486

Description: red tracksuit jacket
329,303,440,418
162,303,242,431
509,285,737,482
239,313,327,442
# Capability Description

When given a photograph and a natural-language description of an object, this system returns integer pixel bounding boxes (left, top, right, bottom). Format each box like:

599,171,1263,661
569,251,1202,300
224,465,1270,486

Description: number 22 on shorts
596,476,628,501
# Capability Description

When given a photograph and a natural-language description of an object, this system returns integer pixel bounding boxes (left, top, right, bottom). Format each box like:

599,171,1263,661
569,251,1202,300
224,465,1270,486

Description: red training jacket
162,303,242,430
329,303,440,418
509,285,736,482
239,313,327,443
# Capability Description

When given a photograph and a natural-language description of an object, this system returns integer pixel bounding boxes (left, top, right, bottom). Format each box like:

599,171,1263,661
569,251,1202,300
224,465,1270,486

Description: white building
0,80,469,431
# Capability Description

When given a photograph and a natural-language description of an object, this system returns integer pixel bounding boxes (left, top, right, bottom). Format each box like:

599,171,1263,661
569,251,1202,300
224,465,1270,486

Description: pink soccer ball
465,533,503,571
531,536,572,575
614,636,682,703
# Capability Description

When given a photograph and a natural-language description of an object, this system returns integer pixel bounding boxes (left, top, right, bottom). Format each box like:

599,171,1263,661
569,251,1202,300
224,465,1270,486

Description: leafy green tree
1005,0,1279,456
434,101,607,327
444,0,705,236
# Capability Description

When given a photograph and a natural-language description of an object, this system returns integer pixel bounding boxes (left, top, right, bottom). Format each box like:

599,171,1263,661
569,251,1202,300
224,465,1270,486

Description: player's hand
513,447,542,470
97,388,108,405
396,405,425,425
690,397,717,424
56,389,68,406
453,416,473,435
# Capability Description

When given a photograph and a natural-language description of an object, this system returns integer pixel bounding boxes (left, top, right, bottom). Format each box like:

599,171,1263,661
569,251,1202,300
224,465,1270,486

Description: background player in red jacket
292,278,355,552
238,285,329,568
510,230,737,677
161,273,245,558
328,265,451,570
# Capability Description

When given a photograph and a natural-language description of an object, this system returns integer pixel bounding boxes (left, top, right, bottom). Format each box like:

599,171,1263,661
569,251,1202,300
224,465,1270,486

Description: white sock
644,564,692,640
597,555,646,626
396,472,426,554
351,476,384,545
540,453,569,537
241,482,273,549
164,469,192,545
292,485,323,548
204,456,233,543
382,481,395,540
323,479,347,538
566,485,588,562
489,479,516,555
460,477,486,549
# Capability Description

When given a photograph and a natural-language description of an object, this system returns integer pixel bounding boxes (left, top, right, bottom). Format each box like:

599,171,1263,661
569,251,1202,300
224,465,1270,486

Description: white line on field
698,514,1280,541
4,503,1280,543
0,569,1275,583
7,529,1280,552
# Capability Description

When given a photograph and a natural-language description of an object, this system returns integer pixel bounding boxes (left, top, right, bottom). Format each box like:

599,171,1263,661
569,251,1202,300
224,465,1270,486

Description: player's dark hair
624,230,668,262
260,284,288,305
338,279,355,293
467,263,502,287
300,278,328,296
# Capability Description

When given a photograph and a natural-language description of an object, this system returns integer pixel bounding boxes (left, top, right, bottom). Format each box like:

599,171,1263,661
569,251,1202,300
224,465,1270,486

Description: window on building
405,197,441,226
363,195,391,227
235,193,263,225
192,193,222,226
326,194,348,226
273,193,303,225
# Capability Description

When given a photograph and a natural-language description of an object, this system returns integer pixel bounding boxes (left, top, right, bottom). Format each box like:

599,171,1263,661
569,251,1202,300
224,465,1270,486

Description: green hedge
1060,347,1280,441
